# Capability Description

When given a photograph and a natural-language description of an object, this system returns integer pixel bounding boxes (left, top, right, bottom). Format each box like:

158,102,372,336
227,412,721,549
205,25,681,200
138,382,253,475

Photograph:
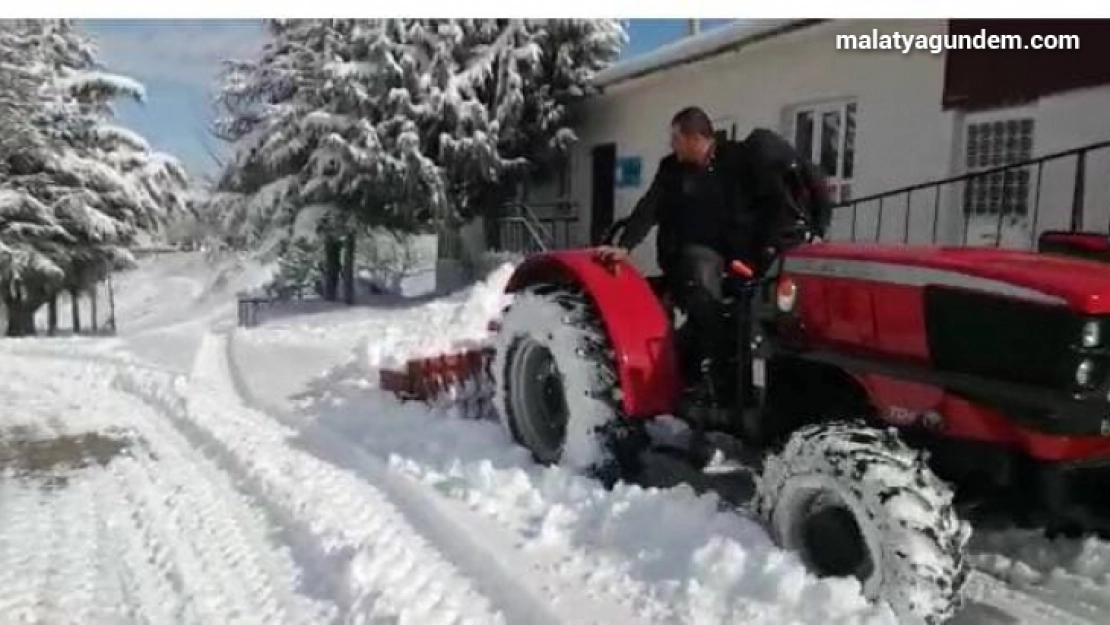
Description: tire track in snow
115,334,516,625
38,472,101,623
0,342,189,376
0,479,55,620
0,410,108,623
108,444,318,624
223,331,655,625
969,529,1110,624
962,570,1094,625
0,356,326,625
93,465,186,625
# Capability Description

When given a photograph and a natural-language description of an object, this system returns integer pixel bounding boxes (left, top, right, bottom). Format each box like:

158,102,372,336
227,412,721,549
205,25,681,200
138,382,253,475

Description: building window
789,100,856,202
713,118,737,145
962,118,1035,218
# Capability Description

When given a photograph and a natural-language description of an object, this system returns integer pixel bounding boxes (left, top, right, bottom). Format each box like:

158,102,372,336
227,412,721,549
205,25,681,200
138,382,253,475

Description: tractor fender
504,250,681,418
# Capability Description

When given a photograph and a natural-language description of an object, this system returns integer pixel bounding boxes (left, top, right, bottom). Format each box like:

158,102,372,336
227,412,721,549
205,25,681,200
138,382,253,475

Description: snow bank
233,261,514,370
291,356,896,625
369,262,514,368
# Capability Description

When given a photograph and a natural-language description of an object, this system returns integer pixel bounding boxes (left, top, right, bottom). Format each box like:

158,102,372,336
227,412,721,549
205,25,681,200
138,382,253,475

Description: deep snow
1,251,1109,624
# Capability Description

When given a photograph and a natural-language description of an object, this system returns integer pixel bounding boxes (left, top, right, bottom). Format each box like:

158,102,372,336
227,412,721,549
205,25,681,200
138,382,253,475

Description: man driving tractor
596,106,834,426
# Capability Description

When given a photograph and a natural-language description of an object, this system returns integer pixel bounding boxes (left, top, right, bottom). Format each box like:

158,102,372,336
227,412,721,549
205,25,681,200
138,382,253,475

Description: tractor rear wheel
492,284,645,485
754,422,970,624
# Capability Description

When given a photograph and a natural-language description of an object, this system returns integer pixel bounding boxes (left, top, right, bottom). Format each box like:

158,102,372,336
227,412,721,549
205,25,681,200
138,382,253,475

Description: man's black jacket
616,128,833,274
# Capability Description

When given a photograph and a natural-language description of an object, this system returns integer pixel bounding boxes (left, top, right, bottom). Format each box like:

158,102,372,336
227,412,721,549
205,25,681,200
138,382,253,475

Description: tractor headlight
776,278,798,313
1083,321,1101,348
1077,358,1096,387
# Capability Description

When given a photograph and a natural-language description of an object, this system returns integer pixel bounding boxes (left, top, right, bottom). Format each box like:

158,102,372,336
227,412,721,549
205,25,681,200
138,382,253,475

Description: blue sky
80,19,735,179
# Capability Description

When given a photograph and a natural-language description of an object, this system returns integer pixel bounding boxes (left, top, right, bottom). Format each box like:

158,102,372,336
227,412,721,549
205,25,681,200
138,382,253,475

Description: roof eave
592,18,827,91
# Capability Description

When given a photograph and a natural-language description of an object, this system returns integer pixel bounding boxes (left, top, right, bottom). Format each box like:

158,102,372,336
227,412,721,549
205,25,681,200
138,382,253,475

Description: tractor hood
783,243,1110,314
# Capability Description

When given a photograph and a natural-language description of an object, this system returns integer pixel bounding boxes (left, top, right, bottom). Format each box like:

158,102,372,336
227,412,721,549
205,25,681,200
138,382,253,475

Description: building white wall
937,86,1110,249
1023,85,1110,236
566,19,957,274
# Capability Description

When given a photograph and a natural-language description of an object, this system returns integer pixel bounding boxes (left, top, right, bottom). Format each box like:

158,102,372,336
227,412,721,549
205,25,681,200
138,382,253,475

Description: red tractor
488,223,1110,624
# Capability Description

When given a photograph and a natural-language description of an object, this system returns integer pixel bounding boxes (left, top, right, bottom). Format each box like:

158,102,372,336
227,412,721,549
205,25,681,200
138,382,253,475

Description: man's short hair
670,106,715,138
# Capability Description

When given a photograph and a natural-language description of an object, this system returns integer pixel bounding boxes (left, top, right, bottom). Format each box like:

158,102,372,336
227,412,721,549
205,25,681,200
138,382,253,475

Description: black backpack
740,128,832,241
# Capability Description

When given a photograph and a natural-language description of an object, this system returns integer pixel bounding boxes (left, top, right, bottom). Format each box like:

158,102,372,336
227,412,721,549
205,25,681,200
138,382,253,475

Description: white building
509,18,1110,276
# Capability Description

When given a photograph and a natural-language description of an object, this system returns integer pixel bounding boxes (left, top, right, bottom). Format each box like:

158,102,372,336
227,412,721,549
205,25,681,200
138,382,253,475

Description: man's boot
679,358,731,430
674,358,729,468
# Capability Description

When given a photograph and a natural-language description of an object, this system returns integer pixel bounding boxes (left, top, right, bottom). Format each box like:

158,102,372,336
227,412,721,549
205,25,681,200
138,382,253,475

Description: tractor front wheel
754,422,971,624
492,284,645,485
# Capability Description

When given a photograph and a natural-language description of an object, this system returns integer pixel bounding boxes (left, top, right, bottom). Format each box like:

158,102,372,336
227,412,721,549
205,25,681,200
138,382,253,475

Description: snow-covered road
0,353,328,624
4,252,1110,624
0,335,888,624
0,342,625,625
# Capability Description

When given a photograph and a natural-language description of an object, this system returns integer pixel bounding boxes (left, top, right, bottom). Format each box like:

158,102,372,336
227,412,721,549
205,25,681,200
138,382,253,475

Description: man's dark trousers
670,244,728,383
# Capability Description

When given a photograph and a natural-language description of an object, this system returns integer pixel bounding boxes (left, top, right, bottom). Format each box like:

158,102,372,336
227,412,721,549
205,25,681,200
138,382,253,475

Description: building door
960,112,1036,248
590,143,617,244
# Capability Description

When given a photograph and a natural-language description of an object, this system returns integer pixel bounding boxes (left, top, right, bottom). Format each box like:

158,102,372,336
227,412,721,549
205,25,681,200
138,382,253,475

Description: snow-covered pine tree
90,123,191,235
0,24,41,170
433,19,625,222
0,19,190,335
311,19,623,256
209,19,623,300
212,19,343,250
215,18,623,245
516,20,626,167
0,21,73,334
19,21,156,308
299,20,448,232
213,20,359,300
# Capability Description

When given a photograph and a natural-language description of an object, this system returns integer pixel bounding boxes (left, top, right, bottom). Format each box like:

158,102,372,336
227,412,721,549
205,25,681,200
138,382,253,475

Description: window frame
787,99,857,203
960,108,1037,220
713,116,737,145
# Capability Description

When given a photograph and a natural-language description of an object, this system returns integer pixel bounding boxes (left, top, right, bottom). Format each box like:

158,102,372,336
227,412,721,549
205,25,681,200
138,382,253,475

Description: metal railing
497,200,578,253
833,139,1110,249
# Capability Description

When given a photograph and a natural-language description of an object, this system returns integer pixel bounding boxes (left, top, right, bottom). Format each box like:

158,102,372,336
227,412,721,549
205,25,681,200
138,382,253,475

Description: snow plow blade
378,346,496,418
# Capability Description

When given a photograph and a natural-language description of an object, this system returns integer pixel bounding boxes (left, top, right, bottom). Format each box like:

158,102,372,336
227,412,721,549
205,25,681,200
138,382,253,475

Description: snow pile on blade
379,346,497,418
377,264,514,418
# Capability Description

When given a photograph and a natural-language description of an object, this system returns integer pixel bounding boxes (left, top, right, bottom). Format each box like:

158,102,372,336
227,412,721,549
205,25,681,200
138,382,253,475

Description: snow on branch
57,70,146,103
93,123,151,152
